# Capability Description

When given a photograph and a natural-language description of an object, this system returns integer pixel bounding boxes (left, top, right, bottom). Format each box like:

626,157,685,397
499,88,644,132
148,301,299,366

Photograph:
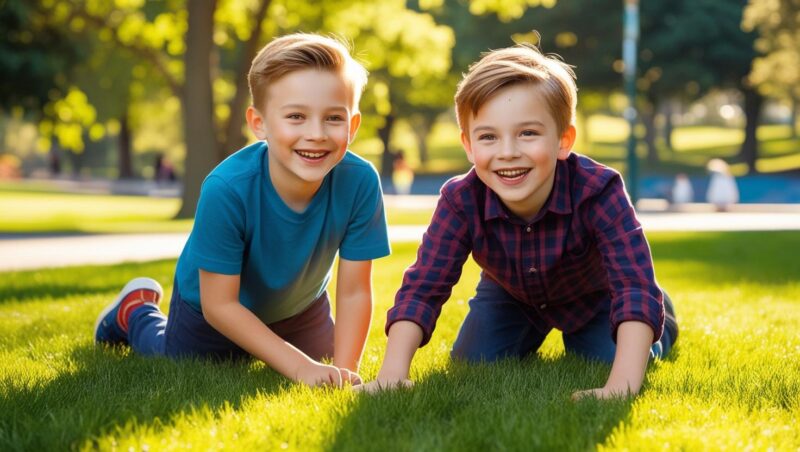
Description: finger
333,368,343,388
350,372,362,385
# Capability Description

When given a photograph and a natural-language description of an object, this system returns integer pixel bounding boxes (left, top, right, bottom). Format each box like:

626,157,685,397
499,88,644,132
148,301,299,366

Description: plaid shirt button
540,303,547,309
528,267,537,273
525,226,532,232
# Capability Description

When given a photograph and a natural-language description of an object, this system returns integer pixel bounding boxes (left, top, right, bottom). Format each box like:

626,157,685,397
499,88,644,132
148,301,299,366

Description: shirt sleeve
386,191,472,346
588,175,664,343
188,176,246,275
338,168,391,261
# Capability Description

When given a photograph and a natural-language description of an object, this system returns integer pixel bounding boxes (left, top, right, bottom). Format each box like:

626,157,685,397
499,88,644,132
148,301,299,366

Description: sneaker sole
94,277,164,339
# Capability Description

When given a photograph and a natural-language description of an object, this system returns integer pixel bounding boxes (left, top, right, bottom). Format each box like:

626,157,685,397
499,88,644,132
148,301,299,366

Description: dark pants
127,281,334,361
451,276,675,364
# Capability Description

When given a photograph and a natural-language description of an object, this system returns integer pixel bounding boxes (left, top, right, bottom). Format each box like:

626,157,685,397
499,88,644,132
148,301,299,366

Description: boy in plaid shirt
360,43,677,399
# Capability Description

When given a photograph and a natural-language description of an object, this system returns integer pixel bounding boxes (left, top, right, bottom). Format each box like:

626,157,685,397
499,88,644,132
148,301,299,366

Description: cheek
330,126,351,146
269,125,298,145
471,148,493,168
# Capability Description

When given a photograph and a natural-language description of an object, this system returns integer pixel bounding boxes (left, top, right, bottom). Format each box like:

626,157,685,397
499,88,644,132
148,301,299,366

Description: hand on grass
339,367,362,386
571,385,634,401
353,378,413,394
296,362,360,388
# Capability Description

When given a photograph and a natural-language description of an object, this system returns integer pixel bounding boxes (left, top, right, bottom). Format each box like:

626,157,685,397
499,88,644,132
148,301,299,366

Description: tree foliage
743,0,800,99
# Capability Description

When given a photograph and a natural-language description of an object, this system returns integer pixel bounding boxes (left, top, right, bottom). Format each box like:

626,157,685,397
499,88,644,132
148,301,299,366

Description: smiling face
462,83,575,222
246,68,361,205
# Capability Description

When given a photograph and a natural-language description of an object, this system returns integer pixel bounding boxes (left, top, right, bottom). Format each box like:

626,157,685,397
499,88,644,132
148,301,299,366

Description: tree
0,0,82,113
743,0,800,138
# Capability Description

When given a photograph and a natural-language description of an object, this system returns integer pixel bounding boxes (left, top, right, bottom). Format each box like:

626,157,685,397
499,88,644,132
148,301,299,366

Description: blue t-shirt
175,141,391,323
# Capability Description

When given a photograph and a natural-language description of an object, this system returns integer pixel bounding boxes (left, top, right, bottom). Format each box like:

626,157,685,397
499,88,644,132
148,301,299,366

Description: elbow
201,302,228,330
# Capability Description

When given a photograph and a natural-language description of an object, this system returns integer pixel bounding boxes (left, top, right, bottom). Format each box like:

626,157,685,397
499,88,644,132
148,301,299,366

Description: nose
305,120,327,142
498,139,519,159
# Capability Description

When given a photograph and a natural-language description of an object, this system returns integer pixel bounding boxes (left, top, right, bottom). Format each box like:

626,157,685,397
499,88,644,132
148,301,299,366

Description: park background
1,0,799,450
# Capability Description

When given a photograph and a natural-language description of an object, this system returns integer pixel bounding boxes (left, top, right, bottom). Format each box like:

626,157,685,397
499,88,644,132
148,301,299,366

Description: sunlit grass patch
1,232,799,449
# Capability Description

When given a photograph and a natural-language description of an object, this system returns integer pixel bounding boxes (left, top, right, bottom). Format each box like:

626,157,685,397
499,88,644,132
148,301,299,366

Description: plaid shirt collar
483,159,573,223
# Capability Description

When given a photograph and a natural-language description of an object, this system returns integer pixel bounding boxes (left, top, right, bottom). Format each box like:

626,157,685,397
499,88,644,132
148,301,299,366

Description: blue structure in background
384,174,800,204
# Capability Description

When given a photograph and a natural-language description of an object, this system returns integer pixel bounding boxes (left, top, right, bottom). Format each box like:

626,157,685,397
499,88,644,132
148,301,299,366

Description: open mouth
295,150,329,161
495,168,530,182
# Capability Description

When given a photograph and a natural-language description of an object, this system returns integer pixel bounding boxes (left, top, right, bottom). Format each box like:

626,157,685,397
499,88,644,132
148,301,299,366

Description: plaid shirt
387,153,664,347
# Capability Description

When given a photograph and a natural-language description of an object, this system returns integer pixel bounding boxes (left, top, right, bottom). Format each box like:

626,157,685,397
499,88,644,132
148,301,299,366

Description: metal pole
623,0,639,204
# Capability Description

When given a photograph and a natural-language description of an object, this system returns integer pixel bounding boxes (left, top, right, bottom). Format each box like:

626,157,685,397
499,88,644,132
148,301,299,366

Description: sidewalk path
3,208,800,271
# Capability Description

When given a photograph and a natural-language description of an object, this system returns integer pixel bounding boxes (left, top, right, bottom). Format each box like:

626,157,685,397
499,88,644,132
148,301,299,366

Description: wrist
376,361,410,381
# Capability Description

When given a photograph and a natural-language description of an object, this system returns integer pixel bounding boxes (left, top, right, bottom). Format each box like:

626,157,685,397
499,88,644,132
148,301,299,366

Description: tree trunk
49,143,62,177
220,0,271,160
738,86,763,174
176,0,219,219
641,100,658,164
662,99,674,151
411,113,435,164
378,113,395,178
117,113,134,179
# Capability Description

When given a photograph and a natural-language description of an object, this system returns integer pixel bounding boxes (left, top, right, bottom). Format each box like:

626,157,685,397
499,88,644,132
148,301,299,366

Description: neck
269,167,322,214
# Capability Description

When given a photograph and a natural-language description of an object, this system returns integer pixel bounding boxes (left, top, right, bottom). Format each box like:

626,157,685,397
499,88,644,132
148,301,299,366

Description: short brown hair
248,33,368,112
454,43,577,136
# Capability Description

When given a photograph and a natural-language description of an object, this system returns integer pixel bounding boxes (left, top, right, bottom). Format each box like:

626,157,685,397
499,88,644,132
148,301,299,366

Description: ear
246,106,268,140
460,131,475,164
557,124,576,160
348,112,362,144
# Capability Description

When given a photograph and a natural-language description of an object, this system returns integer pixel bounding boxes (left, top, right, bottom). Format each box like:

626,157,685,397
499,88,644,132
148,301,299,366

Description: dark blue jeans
127,281,334,361
451,276,674,364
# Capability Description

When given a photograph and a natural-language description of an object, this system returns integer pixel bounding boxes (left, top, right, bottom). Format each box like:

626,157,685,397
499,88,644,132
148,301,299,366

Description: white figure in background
671,173,693,205
706,158,739,211
392,150,414,196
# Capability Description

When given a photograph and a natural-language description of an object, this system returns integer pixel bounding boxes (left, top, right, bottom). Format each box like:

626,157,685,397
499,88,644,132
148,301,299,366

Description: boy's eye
520,129,540,137
478,134,496,141
327,115,345,122
286,113,304,120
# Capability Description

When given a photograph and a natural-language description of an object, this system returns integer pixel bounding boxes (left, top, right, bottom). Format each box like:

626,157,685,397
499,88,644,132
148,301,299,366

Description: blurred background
1,0,799,220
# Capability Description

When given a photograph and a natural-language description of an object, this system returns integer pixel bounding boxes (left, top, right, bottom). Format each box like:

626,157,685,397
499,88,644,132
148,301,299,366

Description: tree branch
220,0,272,158
74,10,182,96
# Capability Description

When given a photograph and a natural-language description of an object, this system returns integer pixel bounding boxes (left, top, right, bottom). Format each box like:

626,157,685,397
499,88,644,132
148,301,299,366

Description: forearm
376,321,424,380
604,320,654,395
333,292,372,372
204,302,314,379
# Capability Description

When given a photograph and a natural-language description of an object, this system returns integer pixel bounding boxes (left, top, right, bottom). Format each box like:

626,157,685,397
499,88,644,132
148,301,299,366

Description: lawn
1,232,798,450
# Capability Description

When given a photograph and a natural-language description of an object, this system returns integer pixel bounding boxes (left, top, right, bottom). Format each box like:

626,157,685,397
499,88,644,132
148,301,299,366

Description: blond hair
248,33,368,112
455,43,577,136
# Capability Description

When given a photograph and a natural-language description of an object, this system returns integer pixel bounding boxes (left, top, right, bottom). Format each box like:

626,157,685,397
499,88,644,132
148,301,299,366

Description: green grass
1,232,799,450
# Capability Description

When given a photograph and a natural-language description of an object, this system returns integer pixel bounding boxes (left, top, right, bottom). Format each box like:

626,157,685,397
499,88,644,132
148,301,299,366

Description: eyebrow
280,104,348,112
471,120,546,134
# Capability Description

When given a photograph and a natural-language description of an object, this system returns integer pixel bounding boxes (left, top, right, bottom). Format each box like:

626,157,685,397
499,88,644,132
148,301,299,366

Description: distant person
154,153,177,184
671,173,693,205
391,150,414,195
706,158,739,212
94,33,390,387
359,43,678,400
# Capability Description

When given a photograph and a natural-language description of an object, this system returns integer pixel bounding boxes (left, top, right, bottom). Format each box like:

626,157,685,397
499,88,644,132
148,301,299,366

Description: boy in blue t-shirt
94,33,390,388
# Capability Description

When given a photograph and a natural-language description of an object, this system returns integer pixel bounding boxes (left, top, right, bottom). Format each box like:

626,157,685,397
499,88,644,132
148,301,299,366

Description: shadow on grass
335,356,635,451
0,260,176,304
0,345,288,450
650,231,800,286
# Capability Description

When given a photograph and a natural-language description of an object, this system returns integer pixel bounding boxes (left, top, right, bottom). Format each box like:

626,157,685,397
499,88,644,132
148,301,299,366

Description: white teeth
496,169,529,178
296,150,327,159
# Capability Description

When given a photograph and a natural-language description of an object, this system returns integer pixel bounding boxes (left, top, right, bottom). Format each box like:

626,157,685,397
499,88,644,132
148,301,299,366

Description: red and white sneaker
94,277,163,345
